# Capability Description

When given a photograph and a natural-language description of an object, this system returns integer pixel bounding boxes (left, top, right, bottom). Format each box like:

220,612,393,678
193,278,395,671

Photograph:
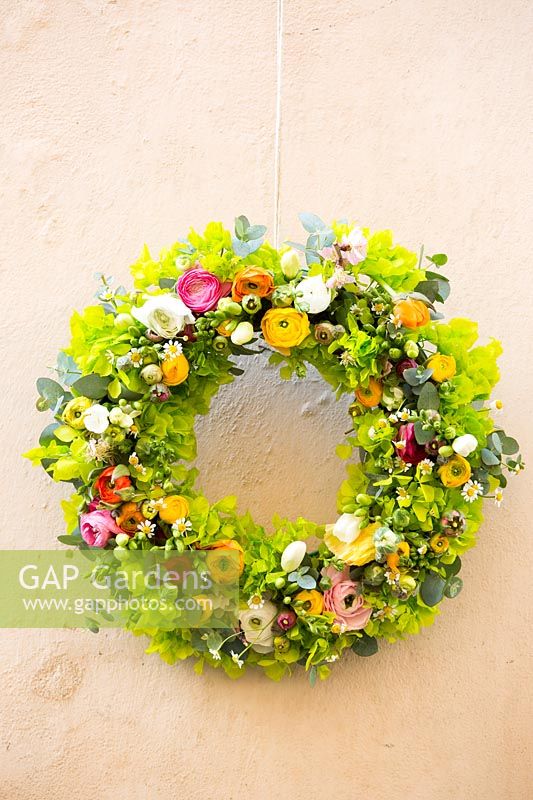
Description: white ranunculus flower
280,248,301,279
239,600,277,653
108,407,133,428
452,434,478,457
295,275,332,314
230,321,254,345
132,294,194,338
281,540,306,572
83,404,110,434
332,513,362,544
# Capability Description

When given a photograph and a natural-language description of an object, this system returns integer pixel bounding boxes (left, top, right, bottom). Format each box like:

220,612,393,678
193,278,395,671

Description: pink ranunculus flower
80,509,123,548
324,579,371,631
322,564,351,586
396,422,427,465
176,265,229,313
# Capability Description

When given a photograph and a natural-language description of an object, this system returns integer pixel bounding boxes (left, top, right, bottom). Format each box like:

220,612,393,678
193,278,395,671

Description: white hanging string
273,0,284,248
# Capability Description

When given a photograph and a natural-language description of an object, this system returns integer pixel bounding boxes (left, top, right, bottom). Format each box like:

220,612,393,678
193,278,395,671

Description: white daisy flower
137,520,156,537
494,487,504,507
128,348,144,368
172,518,193,537
398,409,411,422
418,459,434,475
247,594,265,610
489,399,504,414
396,487,410,501
371,302,386,314
325,654,339,663
162,340,183,360
389,413,398,424
461,480,484,503
230,651,244,669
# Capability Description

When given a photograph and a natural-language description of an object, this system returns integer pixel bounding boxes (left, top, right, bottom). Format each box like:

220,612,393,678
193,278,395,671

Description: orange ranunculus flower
392,298,430,329
158,494,190,524
355,377,383,408
261,308,310,353
231,266,275,302
216,320,235,337
94,466,132,505
161,354,189,386
426,353,456,382
203,539,244,575
204,540,244,583
294,589,324,615
438,455,471,488
116,502,146,534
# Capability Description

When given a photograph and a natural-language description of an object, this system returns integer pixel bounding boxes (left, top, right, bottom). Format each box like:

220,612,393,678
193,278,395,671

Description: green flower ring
26,214,524,682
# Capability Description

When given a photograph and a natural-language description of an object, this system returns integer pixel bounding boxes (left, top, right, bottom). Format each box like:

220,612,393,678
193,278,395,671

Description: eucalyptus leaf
417,381,440,411
159,277,176,289
36,377,65,407
244,224,267,241
299,212,327,233
444,576,463,599
71,374,111,399
499,435,519,455
234,215,250,239
481,448,500,466
39,423,60,446
297,573,317,590
414,421,435,445
351,632,378,657
420,572,446,606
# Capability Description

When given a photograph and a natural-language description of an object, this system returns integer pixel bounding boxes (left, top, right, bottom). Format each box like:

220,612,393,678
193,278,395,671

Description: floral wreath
26,213,523,682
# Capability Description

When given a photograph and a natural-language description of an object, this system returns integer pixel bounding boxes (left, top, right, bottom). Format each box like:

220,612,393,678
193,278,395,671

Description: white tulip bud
281,540,307,572
280,248,301,279
452,434,478,457
230,321,255,346
332,513,362,544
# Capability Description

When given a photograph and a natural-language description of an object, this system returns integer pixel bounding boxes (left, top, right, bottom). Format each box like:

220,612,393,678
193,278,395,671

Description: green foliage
24,215,523,680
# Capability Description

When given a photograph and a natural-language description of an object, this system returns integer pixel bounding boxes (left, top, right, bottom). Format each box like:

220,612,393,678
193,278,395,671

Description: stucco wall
1,1,532,798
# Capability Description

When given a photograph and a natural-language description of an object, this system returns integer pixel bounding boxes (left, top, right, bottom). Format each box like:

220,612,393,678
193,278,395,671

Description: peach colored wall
1,1,532,798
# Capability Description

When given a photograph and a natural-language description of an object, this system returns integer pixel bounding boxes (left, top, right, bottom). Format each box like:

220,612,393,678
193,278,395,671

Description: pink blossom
80,509,123,548
276,610,297,631
176,266,229,313
324,579,371,631
396,422,427,465
322,564,351,586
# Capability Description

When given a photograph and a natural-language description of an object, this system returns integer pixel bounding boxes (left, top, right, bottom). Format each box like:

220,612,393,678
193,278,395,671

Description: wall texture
1,1,532,798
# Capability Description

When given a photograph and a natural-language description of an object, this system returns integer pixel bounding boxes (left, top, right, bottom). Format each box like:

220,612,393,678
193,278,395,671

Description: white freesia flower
280,248,301,279
332,513,362,544
132,294,194,338
295,275,331,314
281,540,306,572
452,434,478,457
230,321,254,345
238,600,277,653
83,404,110,434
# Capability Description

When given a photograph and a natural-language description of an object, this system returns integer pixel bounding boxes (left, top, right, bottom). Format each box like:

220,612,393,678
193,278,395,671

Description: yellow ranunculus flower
324,521,380,566
261,308,310,353
426,353,456,382
62,396,92,429
158,494,190,524
438,455,471,487
161,354,189,386
294,589,324,615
